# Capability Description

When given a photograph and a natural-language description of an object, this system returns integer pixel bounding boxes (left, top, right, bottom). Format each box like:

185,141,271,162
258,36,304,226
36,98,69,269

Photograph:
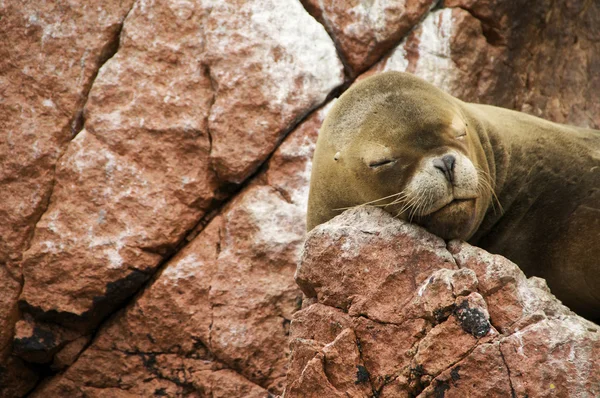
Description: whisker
399,194,418,217
476,168,503,214
332,190,408,211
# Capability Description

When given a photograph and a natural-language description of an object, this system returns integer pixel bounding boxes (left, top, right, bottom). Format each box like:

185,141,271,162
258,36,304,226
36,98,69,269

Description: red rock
286,338,324,390
4,0,600,395
205,0,344,182
0,356,38,398
409,268,477,323
18,0,343,355
419,342,512,397
285,328,375,397
354,316,427,391
449,241,572,333
321,328,372,396
412,317,480,379
290,303,353,345
0,1,135,393
370,8,490,101
500,317,600,397
19,0,218,337
13,315,79,364
0,268,20,360
373,2,600,128
0,0,135,267
296,207,456,323
285,354,347,398
27,102,331,396
287,208,600,397
51,336,91,371
300,0,434,75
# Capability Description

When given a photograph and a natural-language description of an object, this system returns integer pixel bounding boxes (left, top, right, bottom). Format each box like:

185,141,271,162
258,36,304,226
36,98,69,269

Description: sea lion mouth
415,198,477,240
422,198,477,217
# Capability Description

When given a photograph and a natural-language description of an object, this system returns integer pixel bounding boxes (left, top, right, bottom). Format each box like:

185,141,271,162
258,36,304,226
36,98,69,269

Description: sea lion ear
334,151,341,161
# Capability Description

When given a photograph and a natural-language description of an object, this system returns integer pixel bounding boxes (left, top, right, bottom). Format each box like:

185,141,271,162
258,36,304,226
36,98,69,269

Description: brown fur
308,72,600,319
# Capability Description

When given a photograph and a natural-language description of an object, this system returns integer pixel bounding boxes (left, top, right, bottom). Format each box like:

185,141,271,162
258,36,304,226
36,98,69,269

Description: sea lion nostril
442,154,456,171
433,155,456,183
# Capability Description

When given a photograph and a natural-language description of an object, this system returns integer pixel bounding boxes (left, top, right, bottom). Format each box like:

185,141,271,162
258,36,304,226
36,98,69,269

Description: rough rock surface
2,0,600,396
371,2,600,127
300,0,435,76
23,101,330,397
286,208,600,397
14,0,342,385
0,1,136,394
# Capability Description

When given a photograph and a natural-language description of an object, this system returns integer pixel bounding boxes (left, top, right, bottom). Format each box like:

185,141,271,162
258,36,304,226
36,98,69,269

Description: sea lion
307,71,600,320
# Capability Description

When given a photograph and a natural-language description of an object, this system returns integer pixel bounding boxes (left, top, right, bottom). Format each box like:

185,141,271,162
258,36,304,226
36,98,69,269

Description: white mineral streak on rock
202,0,343,115
417,277,432,297
416,8,454,90
248,0,343,110
345,0,404,41
383,8,455,91
216,324,249,349
319,98,337,121
290,145,315,211
244,186,306,250
68,131,148,197
383,43,410,72
278,103,333,210
162,253,204,283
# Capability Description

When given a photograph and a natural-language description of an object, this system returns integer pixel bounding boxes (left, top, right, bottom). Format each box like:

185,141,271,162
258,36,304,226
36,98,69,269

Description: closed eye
369,159,396,168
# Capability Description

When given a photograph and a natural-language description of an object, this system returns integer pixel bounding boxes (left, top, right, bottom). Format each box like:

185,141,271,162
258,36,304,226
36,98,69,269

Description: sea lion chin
307,71,600,320
416,198,478,240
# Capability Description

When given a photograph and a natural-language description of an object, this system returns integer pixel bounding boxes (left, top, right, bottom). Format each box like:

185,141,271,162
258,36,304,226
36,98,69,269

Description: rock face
300,0,435,76
371,2,600,127
2,0,600,396
286,208,600,397
20,100,330,398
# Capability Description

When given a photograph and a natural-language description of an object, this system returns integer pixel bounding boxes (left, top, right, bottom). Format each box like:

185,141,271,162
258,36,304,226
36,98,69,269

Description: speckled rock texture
285,208,600,397
2,0,599,396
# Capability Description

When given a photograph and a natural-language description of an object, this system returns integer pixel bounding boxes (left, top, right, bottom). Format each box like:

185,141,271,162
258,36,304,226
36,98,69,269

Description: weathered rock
0,1,136,394
0,356,39,398
373,2,600,128
27,103,330,397
51,336,91,371
321,329,372,396
295,206,457,323
18,0,343,357
500,317,600,397
449,241,574,333
19,0,217,334
418,342,511,397
205,0,344,182
285,208,600,397
0,0,135,267
4,0,600,396
13,315,80,364
300,0,435,75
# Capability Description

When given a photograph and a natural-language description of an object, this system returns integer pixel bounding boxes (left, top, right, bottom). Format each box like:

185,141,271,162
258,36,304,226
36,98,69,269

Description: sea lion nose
433,154,456,183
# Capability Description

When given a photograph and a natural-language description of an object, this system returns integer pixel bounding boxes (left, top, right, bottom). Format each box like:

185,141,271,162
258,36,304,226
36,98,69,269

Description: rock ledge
285,207,600,397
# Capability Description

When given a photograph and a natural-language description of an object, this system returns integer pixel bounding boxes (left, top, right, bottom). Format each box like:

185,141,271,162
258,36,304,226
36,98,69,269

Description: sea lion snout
433,154,456,183
403,150,480,237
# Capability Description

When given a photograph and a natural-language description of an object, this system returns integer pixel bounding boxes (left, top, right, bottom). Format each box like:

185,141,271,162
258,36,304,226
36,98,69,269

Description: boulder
285,207,600,397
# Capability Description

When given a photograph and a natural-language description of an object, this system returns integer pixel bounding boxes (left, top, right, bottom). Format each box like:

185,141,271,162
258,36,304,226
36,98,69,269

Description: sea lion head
307,72,494,239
